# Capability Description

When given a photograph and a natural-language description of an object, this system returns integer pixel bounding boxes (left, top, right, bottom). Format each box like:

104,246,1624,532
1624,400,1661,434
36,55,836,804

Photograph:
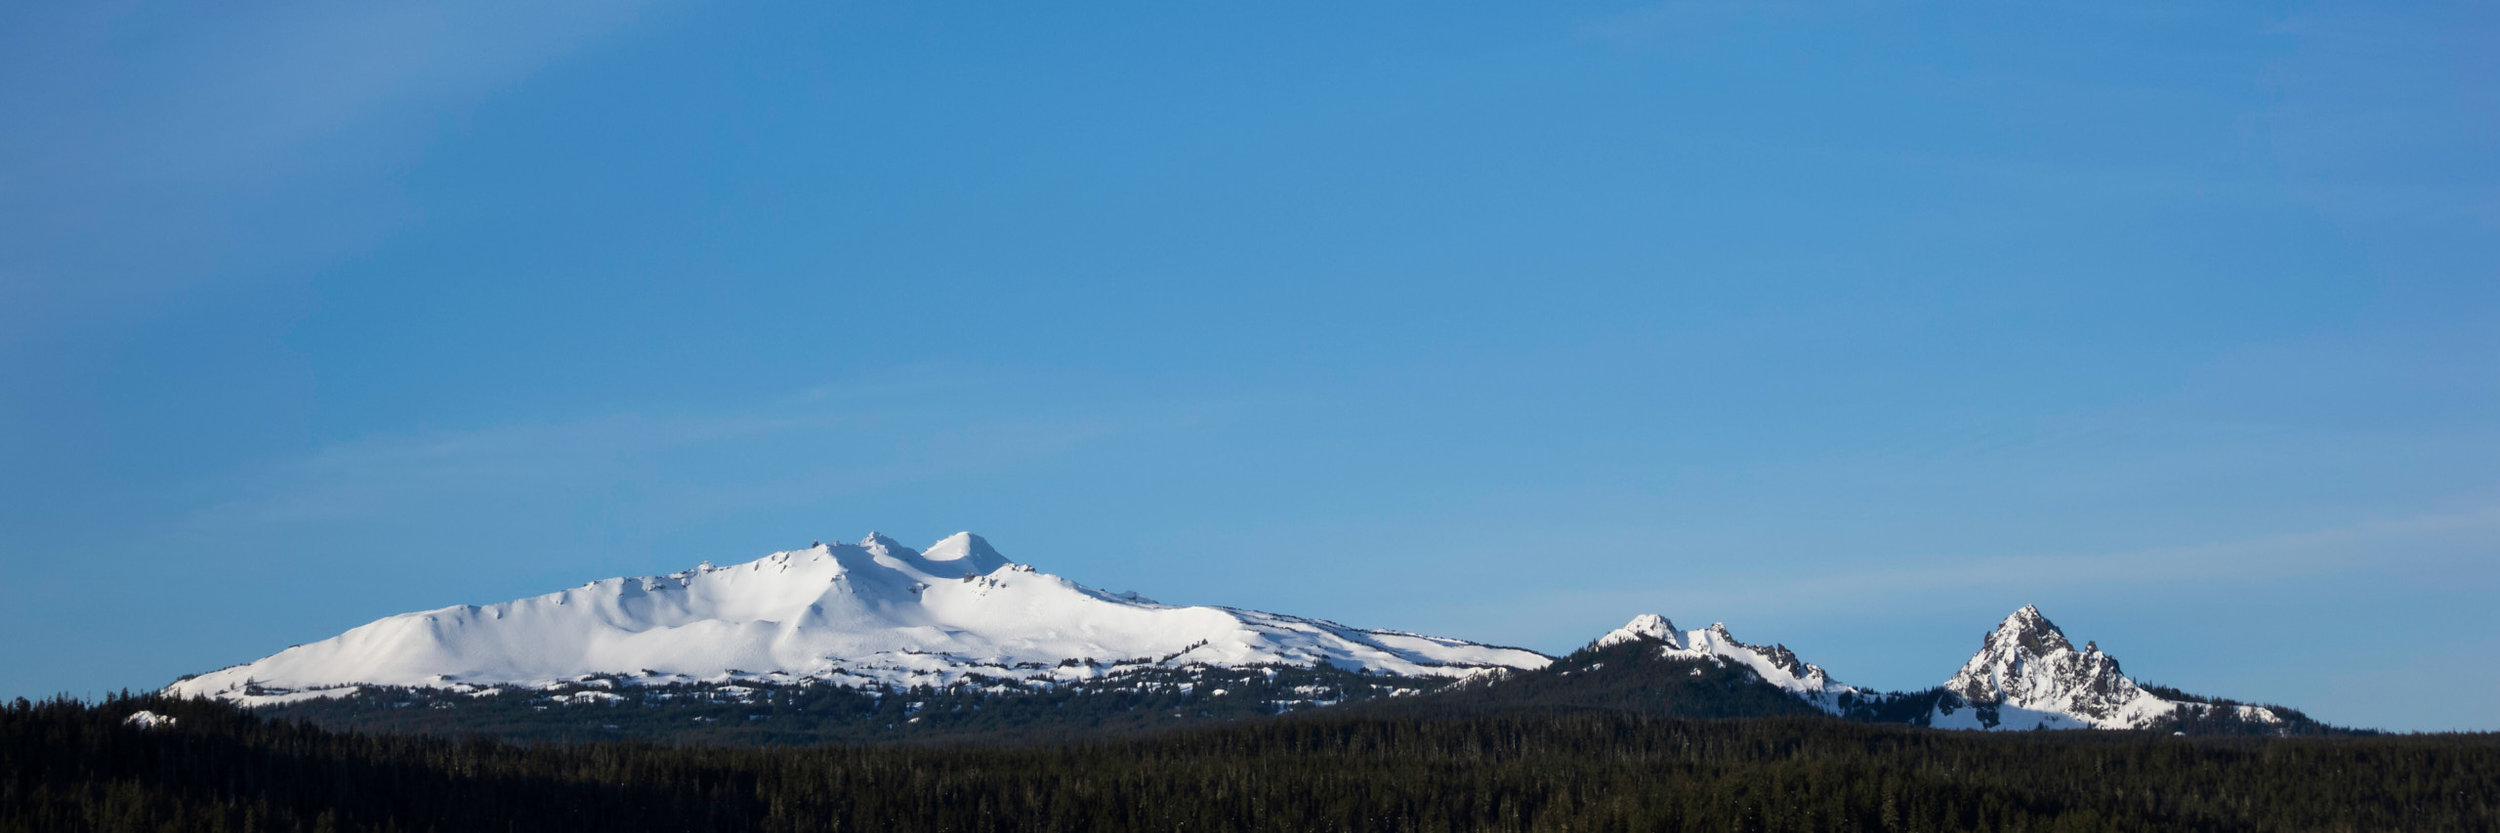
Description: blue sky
3,1,2494,730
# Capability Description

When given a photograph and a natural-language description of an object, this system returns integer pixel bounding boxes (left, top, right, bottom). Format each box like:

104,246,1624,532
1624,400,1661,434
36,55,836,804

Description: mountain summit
918,532,1011,575
1927,605,2289,730
168,533,1549,707
1588,614,1862,712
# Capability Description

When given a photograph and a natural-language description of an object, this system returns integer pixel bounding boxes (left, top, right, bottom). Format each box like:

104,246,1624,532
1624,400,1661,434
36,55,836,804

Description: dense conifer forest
254,662,1423,746
8,693,2496,833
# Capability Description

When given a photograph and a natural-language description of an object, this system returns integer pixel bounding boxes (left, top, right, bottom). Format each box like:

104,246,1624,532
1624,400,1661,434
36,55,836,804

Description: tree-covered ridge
8,694,2496,833
1352,640,1832,721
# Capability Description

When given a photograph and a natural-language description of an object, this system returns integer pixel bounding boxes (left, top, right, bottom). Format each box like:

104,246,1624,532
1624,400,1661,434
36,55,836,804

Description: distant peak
919,531,1012,576
1591,613,1682,651
1945,605,2148,723
1997,604,2054,630
1987,605,2072,654
1622,613,1675,633
929,531,995,554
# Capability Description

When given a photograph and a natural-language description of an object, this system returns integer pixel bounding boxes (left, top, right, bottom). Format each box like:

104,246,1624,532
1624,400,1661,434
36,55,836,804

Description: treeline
250,642,2343,746
263,662,1419,746
7,694,2496,833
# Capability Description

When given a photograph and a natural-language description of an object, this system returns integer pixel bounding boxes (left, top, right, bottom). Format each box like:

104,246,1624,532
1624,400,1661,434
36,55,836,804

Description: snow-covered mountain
166,538,2314,736
1927,605,2286,731
1588,614,1864,713
168,532,1551,707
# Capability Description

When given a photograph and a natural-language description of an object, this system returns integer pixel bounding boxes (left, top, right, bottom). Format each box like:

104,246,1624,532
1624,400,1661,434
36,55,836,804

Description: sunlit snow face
166,532,1550,707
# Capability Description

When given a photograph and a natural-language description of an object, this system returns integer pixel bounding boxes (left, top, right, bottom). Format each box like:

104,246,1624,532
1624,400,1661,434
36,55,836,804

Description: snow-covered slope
1931,605,2284,730
1589,614,1864,713
169,533,1551,707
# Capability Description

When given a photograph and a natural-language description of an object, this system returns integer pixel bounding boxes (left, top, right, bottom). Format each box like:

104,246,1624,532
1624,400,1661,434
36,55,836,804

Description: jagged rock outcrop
1928,605,2287,730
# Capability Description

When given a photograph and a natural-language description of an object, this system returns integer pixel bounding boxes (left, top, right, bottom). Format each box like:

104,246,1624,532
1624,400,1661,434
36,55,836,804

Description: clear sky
3,2,2494,731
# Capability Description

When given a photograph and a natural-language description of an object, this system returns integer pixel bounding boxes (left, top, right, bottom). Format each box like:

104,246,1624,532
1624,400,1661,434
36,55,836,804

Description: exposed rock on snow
1930,605,2286,730
1588,606,2290,732
1590,614,1864,713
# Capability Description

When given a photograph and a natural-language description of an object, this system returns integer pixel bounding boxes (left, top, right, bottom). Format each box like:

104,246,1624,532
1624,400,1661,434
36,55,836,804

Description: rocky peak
1944,605,2152,724
1990,604,2073,655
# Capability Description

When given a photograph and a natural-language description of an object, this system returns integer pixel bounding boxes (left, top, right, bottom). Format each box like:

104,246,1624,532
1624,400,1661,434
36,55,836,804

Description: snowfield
168,532,1551,707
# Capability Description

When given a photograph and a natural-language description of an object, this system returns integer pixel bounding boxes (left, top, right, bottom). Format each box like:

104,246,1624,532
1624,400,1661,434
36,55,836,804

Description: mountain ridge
170,532,2344,738
1568,607,2318,734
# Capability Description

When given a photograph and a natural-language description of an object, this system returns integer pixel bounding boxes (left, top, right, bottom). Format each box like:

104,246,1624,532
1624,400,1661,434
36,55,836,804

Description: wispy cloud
0,0,662,339
197,410,817,526
1463,500,2500,647
184,381,1219,533
1760,503,2500,604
